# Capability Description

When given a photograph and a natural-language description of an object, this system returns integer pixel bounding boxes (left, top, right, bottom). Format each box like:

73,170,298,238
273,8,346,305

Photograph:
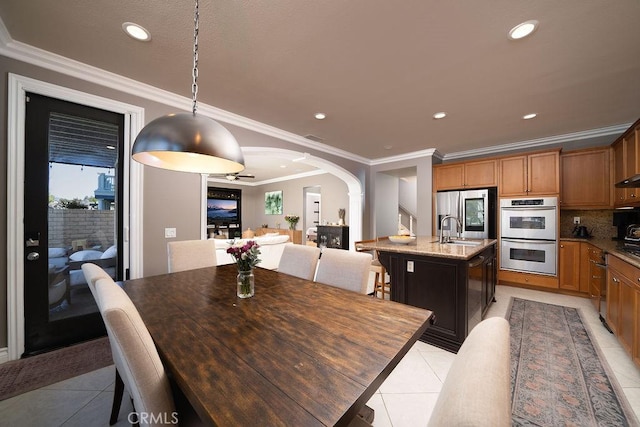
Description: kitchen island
357,237,497,352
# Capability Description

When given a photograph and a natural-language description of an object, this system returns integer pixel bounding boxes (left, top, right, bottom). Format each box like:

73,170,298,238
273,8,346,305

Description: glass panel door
24,92,124,355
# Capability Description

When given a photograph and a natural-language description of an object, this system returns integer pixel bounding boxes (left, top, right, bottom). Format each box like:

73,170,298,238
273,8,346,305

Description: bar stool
355,237,390,299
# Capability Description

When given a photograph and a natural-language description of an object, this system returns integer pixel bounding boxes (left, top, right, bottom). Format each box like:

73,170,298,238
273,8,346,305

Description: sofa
427,316,511,427
212,234,292,270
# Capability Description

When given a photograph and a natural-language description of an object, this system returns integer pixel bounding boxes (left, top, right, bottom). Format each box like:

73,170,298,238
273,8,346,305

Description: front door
23,92,125,355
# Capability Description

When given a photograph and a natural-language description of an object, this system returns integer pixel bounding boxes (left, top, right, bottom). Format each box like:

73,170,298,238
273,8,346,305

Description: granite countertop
356,236,497,261
560,236,640,269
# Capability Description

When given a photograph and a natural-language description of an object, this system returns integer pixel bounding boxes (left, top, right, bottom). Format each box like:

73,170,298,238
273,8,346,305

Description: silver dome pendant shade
132,113,245,174
131,0,245,174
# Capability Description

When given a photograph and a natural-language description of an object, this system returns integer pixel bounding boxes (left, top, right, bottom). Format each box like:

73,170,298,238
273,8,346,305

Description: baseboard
0,347,10,364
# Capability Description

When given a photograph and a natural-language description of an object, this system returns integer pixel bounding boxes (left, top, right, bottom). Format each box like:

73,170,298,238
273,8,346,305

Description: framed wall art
265,190,283,215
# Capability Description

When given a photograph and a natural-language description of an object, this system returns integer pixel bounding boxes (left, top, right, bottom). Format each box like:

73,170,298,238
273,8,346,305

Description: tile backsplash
559,210,617,240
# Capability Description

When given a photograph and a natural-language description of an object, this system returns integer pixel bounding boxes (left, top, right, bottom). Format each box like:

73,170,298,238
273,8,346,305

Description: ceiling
2,1,640,182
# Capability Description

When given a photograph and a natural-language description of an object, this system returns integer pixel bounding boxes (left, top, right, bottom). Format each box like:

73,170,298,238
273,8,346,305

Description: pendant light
132,0,245,174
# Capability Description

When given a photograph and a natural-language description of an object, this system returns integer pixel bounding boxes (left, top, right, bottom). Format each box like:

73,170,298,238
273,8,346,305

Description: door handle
26,252,40,261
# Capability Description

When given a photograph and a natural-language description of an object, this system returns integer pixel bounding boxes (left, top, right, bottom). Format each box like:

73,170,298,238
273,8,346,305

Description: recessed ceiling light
523,113,537,120
280,165,287,168
314,113,326,120
122,22,151,41
384,145,393,150
433,112,447,120
508,20,539,40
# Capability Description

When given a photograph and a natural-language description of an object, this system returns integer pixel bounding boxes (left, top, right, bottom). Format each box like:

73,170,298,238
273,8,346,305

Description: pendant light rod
192,0,199,116
131,0,245,174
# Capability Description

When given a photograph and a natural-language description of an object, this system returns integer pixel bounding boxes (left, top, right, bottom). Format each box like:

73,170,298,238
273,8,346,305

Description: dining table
123,263,433,426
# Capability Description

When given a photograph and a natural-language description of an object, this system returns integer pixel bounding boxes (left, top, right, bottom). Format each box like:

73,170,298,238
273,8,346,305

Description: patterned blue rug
508,298,639,426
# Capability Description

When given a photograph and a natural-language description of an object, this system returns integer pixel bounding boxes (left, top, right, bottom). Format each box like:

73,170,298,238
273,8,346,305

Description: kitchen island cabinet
358,237,497,352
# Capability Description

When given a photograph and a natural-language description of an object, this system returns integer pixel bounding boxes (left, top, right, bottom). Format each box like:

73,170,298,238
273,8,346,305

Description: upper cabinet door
498,151,559,197
527,151,560,196
561,148,611,209
498,155,528,196
464,160,497,189
433,164,464,191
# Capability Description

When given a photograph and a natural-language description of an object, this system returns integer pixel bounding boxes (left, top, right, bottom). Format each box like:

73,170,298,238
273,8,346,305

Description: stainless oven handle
501,238,555,244
501,206,556,211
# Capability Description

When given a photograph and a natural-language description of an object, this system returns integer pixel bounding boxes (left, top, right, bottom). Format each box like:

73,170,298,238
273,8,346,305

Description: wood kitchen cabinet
433,159,497,191
612,118,640,207
558,240,603,296
606,254,640,366
498,150,560,197
559,241,581,292
560,147,612,209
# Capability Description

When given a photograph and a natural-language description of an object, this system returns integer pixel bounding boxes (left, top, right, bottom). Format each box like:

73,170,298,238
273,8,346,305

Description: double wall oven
500,197,558,276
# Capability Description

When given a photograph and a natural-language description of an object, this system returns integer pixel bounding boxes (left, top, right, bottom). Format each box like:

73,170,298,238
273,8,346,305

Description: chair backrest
81,262,113,297
427,317,511,427
167,239,217,273
277,244,321,280
315,248,372,294
94,278,175,426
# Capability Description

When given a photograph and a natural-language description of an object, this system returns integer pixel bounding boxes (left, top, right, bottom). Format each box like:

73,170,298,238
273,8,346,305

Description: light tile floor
1,285,639,426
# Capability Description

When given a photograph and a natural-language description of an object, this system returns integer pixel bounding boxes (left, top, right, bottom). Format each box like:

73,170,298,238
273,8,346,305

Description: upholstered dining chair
94,277,176,427
167,239,217,273
81,262,113,298
355,237,390,299
314,248,373,294
277,244,321,280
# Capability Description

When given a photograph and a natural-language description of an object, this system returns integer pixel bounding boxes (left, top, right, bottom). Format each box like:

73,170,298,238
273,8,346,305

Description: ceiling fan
209,172,255,181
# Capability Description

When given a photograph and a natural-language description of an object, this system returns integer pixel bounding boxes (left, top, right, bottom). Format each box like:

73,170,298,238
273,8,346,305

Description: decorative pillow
213,239,232,250
263,232,281,237
255,235,290,245
48,247,67,258
101,245,117,259
69,250,103,262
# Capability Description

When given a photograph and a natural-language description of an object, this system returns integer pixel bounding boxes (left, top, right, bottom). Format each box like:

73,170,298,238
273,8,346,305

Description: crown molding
370,148,440,166
442,123,628,161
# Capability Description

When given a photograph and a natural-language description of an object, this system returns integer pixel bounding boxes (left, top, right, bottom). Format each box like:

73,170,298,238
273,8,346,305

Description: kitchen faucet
440,215,462,243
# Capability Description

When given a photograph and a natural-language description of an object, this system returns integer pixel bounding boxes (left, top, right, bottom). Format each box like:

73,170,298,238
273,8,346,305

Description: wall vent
304,134,324,143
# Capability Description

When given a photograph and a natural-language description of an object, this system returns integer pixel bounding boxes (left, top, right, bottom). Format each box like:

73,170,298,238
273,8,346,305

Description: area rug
508,298,639,426
0,337,112,401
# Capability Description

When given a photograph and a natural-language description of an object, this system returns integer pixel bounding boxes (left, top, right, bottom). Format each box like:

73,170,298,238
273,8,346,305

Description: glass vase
237,269,255,298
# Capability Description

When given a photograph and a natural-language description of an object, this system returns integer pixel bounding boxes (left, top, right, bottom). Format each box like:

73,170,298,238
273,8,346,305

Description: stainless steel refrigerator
435,188,497,239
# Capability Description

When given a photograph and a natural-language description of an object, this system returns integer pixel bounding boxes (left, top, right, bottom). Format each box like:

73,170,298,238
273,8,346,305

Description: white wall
375,173,400,237
399,176,417,216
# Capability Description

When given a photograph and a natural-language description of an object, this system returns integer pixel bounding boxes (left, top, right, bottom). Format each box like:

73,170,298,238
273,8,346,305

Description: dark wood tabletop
124,264,433,426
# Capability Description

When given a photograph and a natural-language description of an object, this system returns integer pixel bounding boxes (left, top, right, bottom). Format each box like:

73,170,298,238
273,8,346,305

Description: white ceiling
1,1,639,182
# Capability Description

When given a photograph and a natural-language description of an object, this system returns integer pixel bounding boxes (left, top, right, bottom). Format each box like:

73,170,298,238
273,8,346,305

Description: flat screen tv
207,198,239,224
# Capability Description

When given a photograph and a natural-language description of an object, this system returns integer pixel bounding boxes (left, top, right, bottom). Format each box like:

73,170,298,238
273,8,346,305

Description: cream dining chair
167,239,217,273
94,277,176,427
81,262,113,299
314,248,372,294
277,244,321,280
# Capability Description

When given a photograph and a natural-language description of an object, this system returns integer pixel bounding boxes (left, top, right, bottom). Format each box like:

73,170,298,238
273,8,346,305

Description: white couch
212,234,292,270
